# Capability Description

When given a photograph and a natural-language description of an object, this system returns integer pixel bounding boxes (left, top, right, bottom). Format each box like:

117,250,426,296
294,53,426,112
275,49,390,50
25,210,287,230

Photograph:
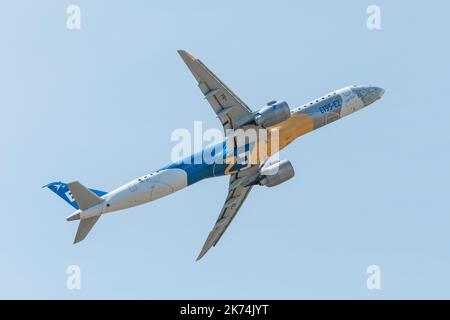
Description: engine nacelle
254,100,291,127
259,160,295,187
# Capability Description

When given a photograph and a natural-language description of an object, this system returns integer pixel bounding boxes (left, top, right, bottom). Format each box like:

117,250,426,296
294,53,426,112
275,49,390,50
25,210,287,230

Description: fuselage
68,85,384,221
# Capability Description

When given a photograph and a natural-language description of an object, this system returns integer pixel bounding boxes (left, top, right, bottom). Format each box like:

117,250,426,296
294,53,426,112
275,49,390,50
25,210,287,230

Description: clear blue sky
1,0,449,299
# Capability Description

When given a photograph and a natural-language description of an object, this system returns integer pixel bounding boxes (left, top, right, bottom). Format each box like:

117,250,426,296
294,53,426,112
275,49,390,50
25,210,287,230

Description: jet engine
259,160,295,187
254,100,291,127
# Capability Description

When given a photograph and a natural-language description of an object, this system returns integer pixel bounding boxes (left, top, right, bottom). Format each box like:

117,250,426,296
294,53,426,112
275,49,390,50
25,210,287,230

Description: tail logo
43,181,107,210
65,190,75,203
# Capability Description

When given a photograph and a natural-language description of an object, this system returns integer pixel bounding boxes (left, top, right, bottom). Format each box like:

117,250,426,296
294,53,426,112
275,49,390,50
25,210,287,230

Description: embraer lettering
65,191,75,202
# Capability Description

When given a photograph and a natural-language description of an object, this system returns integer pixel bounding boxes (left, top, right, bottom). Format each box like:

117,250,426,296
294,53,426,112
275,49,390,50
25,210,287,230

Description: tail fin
43,181,107,209
45,181,107,244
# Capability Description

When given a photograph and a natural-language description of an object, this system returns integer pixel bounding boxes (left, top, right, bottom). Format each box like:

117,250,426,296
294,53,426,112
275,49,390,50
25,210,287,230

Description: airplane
44,50,384,260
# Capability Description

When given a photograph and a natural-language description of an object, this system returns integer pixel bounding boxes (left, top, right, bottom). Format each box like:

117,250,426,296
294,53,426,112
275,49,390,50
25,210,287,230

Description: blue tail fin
43,181,107,210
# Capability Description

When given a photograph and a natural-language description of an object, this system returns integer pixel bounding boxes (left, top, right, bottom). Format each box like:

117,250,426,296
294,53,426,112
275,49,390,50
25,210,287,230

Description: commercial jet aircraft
44,50,384,260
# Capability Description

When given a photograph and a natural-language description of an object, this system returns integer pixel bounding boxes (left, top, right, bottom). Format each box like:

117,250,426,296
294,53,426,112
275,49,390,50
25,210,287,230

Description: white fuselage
72,169,188,220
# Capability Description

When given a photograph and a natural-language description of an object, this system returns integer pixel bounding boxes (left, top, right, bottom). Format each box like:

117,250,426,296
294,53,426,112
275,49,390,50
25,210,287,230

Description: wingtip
177,49,196,61
196,251,206,261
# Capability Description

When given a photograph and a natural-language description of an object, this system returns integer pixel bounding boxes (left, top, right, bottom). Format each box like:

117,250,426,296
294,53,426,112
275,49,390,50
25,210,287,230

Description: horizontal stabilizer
74,216,100,244
67,181,104,210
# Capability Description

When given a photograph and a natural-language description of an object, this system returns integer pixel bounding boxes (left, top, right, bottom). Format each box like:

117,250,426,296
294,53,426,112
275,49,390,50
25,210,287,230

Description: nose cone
352,85,385,106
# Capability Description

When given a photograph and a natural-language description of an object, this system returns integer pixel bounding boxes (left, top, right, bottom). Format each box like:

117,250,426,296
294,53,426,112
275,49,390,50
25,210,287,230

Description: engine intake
254,101,291,127
259,160,295,187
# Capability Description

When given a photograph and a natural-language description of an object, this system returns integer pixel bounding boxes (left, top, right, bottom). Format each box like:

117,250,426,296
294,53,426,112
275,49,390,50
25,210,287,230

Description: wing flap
196,184,253,261
178,50,254,130
196,166,262,261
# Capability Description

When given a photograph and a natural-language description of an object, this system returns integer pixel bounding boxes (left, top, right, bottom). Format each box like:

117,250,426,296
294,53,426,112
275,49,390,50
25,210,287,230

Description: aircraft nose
375,87,385,98
352,85,385,106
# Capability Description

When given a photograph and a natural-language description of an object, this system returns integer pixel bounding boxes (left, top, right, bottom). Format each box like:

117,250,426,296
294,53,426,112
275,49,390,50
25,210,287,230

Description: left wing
196,166,261,261
178,50,255,131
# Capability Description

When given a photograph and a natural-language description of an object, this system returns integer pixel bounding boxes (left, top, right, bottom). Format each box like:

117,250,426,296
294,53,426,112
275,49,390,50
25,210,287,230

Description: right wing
178,50,255,131
196,165,261,261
